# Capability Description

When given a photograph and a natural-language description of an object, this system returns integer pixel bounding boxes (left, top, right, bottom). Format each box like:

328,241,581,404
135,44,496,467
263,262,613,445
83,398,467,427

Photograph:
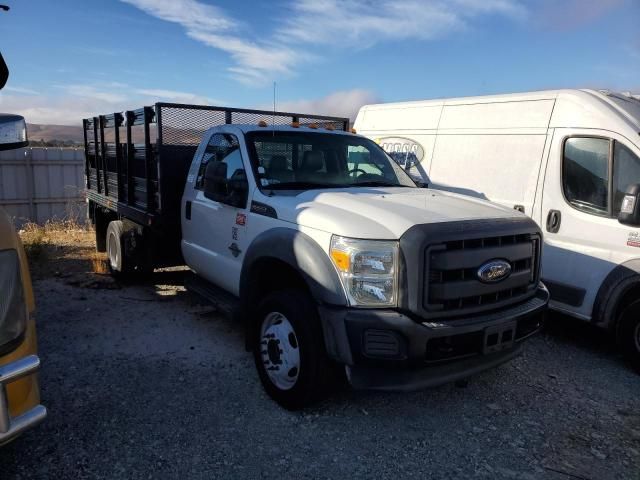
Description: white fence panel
0,147,85,227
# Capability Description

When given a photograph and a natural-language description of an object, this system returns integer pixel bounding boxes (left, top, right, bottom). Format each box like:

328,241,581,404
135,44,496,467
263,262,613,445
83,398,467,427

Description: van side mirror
618,183,640,227
0,114,28,151
203,161,248,208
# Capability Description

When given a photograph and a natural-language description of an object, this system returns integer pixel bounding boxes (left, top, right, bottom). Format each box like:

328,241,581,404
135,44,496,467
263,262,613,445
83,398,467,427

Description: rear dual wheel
106,220,153,280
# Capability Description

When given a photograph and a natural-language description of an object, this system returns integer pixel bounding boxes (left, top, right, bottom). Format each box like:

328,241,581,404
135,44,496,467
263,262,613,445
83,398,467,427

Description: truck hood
264,187,522,239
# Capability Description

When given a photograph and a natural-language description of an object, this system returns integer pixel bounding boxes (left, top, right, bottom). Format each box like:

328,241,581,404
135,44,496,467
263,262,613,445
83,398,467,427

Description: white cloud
277,0,527,47
135,88,223,105
120,0,527,85
4,86,39,95
120,0,235,31
0,83,221,125
274,89,379,121
120,0,302,85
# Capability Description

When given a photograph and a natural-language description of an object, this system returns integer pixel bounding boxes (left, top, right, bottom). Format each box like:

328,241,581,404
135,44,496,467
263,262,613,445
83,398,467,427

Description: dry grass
90,251,109,274
19,219,98,278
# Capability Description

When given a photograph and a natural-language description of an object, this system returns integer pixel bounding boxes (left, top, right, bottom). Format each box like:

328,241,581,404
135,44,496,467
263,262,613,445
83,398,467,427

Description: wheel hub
260,312,300,390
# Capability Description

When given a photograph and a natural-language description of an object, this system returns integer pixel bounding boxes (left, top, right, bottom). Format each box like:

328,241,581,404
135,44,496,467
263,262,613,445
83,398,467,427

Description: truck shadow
542,310,620,357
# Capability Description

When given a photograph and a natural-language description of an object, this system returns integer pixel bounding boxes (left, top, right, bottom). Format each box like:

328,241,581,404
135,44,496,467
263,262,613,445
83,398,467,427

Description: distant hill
27,124,84,144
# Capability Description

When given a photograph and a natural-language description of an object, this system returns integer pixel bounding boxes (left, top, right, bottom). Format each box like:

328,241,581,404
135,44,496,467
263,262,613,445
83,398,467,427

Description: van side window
195,133,241,190
613,142,640,215
562,137,610,215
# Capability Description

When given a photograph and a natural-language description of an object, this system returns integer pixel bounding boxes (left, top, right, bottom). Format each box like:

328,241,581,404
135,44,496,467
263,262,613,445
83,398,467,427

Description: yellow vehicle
0,114,46,445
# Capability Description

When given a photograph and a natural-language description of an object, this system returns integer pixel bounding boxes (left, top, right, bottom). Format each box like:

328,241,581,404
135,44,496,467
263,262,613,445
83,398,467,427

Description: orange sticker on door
236,213,246,226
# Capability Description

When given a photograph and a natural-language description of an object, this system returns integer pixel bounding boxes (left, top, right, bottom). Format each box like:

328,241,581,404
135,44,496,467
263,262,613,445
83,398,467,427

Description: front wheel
253,290,333,410
618,299,640,373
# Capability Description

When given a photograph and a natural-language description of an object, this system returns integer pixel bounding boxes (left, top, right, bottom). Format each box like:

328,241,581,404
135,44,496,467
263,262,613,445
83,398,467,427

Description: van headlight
0,249,27,348
329,236,398,307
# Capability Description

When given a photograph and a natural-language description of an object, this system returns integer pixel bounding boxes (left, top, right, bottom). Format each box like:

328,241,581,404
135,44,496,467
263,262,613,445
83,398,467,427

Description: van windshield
245,131,417,190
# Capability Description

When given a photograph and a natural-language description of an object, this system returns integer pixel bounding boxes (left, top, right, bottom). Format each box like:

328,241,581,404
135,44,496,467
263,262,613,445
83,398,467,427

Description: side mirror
203,161,248,208
204,161,228,202
0,52,8,91
618,183,640,227
0,114,28,151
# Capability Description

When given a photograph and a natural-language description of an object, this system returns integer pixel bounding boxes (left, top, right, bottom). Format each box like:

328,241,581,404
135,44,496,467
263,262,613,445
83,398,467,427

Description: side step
184,272,241,318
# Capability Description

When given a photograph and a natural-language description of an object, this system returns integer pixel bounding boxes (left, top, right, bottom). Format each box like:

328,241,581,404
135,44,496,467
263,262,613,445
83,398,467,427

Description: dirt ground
2,226,640,479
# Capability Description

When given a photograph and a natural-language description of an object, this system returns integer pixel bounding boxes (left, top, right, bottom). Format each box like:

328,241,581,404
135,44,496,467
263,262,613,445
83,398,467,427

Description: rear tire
618,299,640,373
252,289,333,410
106,220,130,278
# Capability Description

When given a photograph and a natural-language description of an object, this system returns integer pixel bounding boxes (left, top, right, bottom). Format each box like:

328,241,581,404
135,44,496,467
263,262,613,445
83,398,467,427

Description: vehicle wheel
106,220,130,278
618,299,640,373
253,289,333,410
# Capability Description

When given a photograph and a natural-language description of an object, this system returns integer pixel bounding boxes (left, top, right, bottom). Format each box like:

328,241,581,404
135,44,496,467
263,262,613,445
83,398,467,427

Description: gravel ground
2,271,639,480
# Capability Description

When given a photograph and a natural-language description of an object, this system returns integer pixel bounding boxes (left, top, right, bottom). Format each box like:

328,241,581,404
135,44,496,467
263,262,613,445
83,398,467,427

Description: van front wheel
618,299,640,373
253,290,332,410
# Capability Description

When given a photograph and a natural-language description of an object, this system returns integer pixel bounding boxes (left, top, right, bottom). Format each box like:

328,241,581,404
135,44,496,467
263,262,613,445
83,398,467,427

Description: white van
355,89,640,370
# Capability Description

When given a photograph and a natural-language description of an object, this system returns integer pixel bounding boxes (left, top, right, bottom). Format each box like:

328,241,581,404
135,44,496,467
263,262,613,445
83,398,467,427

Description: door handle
228,242,241,257
546,210,561,233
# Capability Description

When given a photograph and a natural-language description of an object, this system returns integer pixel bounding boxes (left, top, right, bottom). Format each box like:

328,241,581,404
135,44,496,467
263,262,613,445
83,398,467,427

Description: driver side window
195,133,242,190
562,137,610,215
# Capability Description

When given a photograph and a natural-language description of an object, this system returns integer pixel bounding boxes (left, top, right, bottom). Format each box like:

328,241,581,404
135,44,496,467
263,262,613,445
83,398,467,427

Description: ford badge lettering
477,260,512,283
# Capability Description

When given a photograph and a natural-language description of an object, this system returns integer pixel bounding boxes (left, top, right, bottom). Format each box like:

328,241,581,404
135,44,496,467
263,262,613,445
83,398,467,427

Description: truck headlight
330,236,398,307
0,249,27,348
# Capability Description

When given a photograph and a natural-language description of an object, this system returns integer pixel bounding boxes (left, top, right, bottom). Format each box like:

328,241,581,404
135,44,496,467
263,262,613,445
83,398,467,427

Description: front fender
592,259,640,329
239,228,347,307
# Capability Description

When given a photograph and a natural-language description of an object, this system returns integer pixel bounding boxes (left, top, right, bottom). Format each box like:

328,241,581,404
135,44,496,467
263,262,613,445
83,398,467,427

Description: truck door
541,129,640,318
182,132,251,296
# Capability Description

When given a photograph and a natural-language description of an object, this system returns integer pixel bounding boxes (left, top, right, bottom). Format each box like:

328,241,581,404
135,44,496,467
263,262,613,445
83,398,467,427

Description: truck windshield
245,131,417,190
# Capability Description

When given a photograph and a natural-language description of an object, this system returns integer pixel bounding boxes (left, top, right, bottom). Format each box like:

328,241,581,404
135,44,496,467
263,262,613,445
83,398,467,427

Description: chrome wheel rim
260,312,300,390
108,233,119,270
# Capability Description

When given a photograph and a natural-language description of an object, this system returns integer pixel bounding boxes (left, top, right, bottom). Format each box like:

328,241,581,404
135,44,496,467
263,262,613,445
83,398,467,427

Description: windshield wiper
265,181,341,190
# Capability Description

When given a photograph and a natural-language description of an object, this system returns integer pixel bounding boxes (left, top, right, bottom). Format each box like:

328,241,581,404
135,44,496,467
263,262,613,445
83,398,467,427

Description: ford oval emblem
477,260,512,283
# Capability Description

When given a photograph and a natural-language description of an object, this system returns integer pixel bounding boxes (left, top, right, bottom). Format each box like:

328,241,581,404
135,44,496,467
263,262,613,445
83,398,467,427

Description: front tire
253,290,333,410
618,299,640,373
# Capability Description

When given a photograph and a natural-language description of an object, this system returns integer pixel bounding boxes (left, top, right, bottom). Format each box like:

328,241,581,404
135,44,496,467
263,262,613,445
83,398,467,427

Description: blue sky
0,0,638,125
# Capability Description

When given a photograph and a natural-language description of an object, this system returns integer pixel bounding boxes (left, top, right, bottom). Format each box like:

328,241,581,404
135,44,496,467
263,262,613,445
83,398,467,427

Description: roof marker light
258,120,268,127
307,123,318,129
291,121,300,128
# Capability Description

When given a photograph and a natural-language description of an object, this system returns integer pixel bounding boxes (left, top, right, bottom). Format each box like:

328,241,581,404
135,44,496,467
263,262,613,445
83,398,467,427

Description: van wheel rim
634,322,640,352
108,233,119,270
260,312,300,391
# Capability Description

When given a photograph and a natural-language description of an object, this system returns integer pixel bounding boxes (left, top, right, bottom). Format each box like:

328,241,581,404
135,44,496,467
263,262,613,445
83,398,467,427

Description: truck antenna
272,81,276,136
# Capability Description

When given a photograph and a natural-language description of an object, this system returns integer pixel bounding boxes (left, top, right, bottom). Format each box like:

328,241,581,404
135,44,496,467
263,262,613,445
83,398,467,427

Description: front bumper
0,355,47,445
320,285,549,391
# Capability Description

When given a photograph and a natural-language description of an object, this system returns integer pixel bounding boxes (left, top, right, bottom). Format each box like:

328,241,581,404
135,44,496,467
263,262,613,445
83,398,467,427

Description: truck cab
180,123,549,408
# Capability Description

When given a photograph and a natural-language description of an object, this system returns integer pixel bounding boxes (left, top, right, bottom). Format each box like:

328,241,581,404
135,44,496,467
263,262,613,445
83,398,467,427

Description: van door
541,129,640,319
182,132,251,295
